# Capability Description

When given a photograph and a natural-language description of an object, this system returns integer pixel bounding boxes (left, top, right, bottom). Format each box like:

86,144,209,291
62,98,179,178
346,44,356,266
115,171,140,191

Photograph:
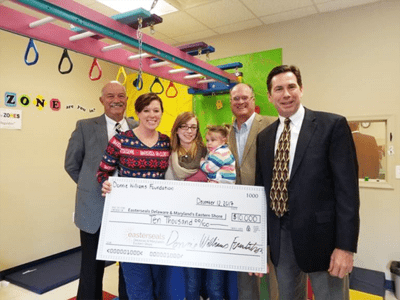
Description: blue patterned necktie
270,118,291,217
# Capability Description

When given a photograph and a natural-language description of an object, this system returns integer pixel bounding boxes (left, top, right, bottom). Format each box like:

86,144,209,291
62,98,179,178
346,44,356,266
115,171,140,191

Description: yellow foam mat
350,289,383,300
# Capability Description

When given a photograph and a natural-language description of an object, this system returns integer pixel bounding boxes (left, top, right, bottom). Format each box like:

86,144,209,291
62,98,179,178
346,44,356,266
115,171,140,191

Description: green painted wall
193,48,282,138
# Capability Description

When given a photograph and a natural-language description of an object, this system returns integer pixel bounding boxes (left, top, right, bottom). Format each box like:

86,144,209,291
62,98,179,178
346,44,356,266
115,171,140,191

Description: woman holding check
97,92,170,300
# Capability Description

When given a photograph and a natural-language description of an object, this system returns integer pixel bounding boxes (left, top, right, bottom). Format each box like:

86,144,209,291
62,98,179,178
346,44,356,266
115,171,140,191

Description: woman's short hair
135,93,164,113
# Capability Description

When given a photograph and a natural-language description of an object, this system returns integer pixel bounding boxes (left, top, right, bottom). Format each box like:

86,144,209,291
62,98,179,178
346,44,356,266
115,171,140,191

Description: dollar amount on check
97,177,267,273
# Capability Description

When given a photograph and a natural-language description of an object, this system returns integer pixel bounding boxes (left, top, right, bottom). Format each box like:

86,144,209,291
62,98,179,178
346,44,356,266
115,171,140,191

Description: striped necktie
114,122,121,134
270,117,291,217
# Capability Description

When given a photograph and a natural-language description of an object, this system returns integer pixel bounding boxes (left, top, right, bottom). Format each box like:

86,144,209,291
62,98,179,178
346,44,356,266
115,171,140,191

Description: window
347,115,394,189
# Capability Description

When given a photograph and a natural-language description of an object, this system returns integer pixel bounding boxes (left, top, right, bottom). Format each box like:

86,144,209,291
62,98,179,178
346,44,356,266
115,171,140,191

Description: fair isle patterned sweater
200,144,236,184
97,130,170,184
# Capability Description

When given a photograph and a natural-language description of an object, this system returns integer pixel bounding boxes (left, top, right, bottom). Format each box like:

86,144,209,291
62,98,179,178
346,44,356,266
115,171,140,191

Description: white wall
0,30,119,270
202,1,400,278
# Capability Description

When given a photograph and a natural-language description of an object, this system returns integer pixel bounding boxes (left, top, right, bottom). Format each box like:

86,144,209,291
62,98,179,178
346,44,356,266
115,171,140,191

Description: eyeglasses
231,95,253,102
179,125,198,131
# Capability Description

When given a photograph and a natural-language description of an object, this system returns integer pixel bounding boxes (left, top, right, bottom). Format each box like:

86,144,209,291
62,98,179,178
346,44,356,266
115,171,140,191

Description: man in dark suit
256,65,360,299
228,83,278,299
65,81,138,299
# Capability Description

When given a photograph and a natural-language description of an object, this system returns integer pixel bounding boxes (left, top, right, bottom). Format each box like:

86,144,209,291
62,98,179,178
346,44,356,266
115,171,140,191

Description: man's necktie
270,117,291,217
115,122,121,134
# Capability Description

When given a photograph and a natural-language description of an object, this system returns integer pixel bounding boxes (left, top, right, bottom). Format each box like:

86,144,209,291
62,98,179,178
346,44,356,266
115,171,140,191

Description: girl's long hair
170,112,204,158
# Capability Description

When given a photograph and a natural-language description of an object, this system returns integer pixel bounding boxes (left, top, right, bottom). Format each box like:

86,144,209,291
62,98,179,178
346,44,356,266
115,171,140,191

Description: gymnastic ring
24,38,39,66
166,81,178,98
58,49,73,74
116,66,127,85
150,77,164,94
89,58,102,81
133,74,143,91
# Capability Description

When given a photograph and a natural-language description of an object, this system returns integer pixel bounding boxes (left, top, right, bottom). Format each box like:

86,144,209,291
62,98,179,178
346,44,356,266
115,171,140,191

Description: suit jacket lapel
228,123,239,162
264,120,279,185
95,114,108,149
126,117,138,130
290,108,317,180
241,114,261,166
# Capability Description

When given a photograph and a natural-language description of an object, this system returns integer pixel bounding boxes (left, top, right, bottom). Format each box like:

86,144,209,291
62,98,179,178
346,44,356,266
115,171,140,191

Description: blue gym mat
4,251,114,295
5,251,82,294
4,250,238,298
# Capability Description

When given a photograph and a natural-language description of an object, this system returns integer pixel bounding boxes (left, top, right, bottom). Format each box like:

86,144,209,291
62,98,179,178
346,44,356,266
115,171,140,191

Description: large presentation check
97,177,267,273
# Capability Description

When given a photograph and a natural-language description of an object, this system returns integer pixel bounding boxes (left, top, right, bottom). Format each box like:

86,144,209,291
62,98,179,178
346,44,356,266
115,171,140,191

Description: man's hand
328,248,354,278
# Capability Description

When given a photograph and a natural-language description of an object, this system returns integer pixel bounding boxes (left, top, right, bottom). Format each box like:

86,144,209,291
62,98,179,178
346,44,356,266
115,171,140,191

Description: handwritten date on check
97,177,267,273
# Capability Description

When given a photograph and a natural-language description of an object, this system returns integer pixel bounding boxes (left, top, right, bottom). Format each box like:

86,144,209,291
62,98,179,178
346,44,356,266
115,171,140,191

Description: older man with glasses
228,83,278,299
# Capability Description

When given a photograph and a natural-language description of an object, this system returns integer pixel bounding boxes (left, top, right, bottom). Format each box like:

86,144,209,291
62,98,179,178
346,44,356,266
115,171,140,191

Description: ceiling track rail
0,0,239,88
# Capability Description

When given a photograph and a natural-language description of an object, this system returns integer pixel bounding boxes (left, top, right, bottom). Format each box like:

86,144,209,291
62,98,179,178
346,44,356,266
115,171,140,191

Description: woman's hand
101,180,112,197
200,157,205,165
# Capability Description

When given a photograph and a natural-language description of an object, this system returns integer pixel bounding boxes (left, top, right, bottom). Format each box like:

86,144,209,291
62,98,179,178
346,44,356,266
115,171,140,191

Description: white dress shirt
105,115,129,141
274,105,305,178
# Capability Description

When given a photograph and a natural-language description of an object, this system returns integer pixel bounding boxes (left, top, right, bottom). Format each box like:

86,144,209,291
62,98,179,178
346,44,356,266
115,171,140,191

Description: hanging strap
24,38,39,66
58,49,73,74
89,58,102,81
166,81,178,98
150,77,164,94
116,66,127,85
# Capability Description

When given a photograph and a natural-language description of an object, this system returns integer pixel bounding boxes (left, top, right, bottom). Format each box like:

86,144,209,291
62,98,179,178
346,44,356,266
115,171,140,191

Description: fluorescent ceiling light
96,0,178,15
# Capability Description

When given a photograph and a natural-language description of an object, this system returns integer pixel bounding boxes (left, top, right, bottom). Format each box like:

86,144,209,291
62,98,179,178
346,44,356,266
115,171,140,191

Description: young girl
200,124,236,184
199,124,236,300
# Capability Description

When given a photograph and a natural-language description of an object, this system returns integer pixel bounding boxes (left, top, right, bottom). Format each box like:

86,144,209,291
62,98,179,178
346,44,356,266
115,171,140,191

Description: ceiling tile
85,1,119,16
141,27,179,45
152,36,179,45
240,0,314,17
165,0,221,10
214,18,263,35
173,29,217,44
185,0,255,28
312,0,333,3
155,11,209,38
317,0,381,12
260,5,317,25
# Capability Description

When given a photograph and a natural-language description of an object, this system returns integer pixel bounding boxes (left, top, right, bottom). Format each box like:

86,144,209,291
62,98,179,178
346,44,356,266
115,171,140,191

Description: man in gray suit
65,81,138,299
228,83,278,299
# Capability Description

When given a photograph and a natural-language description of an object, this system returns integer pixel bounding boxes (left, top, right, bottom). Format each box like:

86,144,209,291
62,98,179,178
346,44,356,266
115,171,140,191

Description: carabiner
89,58,102,81
24,38,39,66
166,81,178,98
116,66,127,85
58,49,73,74
150,77,164,94
133,73,143,91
